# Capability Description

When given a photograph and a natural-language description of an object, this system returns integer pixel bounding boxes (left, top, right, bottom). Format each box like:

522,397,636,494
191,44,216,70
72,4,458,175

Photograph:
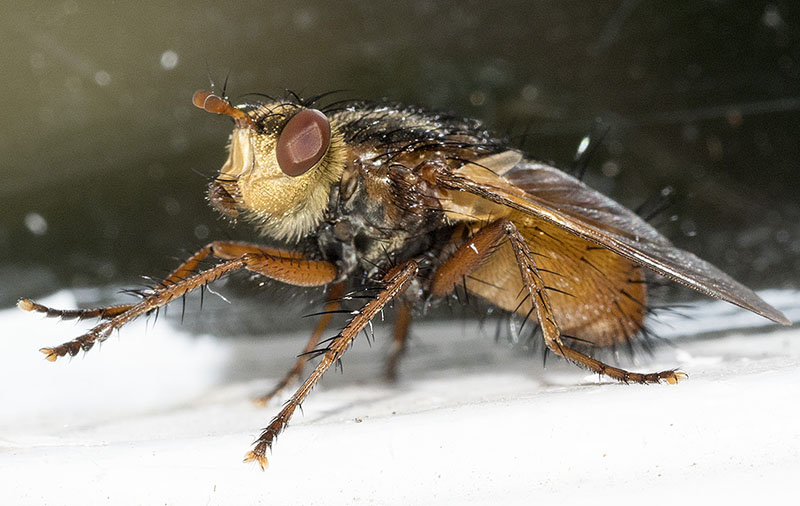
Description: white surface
1,290,799,505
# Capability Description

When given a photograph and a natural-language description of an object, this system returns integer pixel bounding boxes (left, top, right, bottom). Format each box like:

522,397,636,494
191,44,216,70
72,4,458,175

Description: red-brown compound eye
275,109,332,177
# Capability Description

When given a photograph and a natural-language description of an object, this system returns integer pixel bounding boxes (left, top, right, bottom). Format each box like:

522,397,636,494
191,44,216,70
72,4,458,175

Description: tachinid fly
19,89,791,469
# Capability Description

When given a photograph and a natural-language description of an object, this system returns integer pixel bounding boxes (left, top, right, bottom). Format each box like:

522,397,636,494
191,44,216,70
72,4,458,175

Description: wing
436,155,790,326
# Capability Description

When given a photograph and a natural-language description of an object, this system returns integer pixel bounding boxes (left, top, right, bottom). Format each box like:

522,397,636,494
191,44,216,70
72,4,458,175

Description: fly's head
193,90,346,242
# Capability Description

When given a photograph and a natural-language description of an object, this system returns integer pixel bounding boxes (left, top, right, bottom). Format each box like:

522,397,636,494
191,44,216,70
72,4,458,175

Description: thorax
315,152,452,279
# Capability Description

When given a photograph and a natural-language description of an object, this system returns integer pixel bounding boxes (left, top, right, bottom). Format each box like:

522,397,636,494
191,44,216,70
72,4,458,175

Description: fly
19,88,791,469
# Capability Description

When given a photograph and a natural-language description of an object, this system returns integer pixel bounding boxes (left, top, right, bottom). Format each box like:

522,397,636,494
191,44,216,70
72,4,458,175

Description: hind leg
431,219,686,384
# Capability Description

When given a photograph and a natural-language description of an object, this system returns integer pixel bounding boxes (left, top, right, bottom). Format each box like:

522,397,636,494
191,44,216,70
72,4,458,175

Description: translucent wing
437,156,790,325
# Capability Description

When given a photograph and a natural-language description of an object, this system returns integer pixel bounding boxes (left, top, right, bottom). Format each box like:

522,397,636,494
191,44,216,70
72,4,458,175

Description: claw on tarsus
243,448,269,471
39,348,58,362
17,298,35,312
666,371,688,384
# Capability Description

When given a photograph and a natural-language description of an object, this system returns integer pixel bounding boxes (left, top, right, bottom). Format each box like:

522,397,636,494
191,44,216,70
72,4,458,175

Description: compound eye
275,109,331,177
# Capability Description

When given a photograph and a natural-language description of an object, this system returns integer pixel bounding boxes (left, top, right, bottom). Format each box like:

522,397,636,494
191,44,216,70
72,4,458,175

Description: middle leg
385,298,413,382
244,260,419,469
253,281,346,406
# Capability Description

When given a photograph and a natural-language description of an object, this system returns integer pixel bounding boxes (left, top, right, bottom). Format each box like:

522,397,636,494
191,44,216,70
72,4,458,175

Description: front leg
26,242,337,361
18,241,310,322
244,260,419,470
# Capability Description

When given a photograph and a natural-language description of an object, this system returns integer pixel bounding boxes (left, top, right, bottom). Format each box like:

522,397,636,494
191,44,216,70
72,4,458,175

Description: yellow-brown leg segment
253,281,346,406
17,299,133,321
432,219,686,385
244,260,419,470
159,241,306,287
18,241,306,322
35,245,338,362
385,298,413,382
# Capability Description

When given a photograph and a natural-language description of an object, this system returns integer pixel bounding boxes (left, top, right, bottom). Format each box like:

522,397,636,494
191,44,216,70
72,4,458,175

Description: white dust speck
94,70,111,86
521,84,539,101
194,224,210,240
161,196,181,216
63,0,78,15
160,50,179,70
682,124,699,142
293,9,315,30
30,52,45,70
170,133,188,153
469,91,486,106
762,5,783,29
24,212,48,236
601,161,620,178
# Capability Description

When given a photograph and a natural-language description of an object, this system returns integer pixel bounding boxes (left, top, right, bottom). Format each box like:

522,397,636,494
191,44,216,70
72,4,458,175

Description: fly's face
193,90,347,242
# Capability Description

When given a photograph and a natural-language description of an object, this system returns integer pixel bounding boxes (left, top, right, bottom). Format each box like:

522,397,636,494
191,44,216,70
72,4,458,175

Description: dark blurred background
1,1,798,315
